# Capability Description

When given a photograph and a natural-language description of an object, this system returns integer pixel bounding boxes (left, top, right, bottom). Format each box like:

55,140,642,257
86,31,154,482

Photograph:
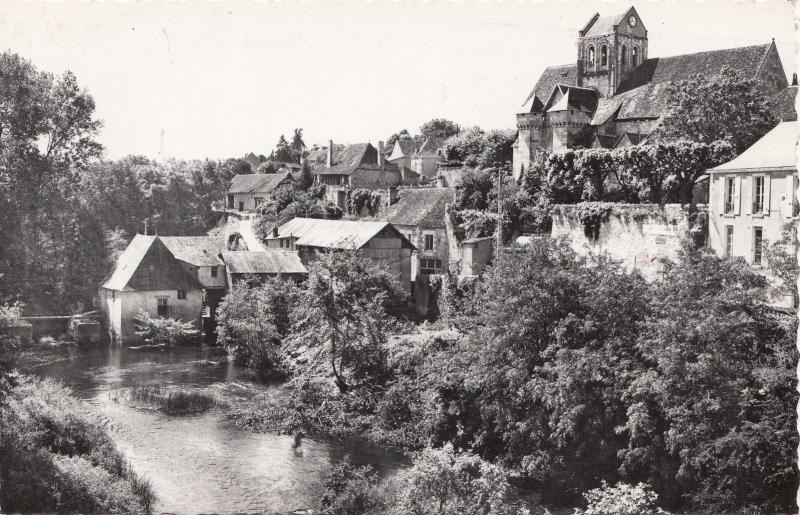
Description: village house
387,139,418,170
315,141,421,209
99,235,210,343
227,172,295,212
381,188,456,279
513,5,790,178
264,217,415,293
220,251,307,287
706,121,798,304
410,137,446,179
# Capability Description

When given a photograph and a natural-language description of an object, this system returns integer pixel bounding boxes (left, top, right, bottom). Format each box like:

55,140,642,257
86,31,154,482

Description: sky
1,0,796,161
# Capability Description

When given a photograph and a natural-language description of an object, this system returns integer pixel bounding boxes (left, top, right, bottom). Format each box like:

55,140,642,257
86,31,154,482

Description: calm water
27,344,406,514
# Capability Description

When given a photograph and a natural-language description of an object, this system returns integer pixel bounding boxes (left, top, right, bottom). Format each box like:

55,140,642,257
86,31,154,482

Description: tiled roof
382,188,456,228
770,86,798,122
710,121,798,172
221,251,307,275
545,85,599,113
592,134,617,149
316,143,401,176
101,235,203,291
396,140,418,157
160,236,225,267
583,13,625,37
228,173,294,194
271,218,415,250
529,43,774,122
417,137,446,156
524,64,578,107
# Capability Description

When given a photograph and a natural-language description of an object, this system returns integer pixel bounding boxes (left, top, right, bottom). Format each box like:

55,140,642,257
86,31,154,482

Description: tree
273,134,293,162
653,67,776,153
420,118,461,140
216,278,300,377
386,129,413,152
289,252,398,392
291,128,305,152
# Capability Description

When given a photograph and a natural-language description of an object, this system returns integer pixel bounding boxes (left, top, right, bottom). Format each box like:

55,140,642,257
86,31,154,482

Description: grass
112,385,222,414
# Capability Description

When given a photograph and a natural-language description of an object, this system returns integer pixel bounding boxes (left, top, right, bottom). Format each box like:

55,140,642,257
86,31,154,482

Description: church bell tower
577,6,648,97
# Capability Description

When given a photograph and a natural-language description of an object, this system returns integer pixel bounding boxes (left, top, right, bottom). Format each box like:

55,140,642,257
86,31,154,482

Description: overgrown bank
222,242,797,513
0,336,156,513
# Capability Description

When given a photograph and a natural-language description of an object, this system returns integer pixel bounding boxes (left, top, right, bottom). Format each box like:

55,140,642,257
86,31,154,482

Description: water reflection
29,344,406,513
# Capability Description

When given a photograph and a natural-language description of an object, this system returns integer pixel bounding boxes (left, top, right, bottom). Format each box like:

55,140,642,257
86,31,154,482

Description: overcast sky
1,0,795,161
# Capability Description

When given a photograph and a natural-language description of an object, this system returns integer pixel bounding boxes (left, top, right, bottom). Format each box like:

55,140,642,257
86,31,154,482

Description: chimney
326,140,333,168
793,73,798,86
378,140,385,169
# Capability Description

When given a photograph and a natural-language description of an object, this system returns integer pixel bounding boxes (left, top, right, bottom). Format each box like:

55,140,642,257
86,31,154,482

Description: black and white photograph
0,1,797,513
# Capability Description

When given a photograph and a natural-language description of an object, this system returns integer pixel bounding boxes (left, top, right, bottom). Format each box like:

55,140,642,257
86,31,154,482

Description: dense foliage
133,310,199,346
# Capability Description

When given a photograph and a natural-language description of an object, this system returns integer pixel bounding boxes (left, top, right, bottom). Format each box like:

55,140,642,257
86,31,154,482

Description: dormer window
621,45,627,66
632,46,639,67
600,45,608,67
587,46,595,68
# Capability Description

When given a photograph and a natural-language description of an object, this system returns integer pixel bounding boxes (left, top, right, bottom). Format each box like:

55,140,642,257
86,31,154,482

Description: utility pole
496,167,503,260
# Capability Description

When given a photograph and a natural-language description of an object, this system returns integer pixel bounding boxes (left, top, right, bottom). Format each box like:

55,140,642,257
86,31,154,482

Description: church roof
545,85,599,113
532,42,775,123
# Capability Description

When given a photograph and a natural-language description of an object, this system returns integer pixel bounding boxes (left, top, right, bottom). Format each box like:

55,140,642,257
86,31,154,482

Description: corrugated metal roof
160,236,225,267
272,218,415,250
221,251,307,275
710,121,798,172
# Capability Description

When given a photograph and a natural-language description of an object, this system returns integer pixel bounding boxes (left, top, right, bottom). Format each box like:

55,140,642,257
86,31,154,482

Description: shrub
321,459,386,514
113,385,221,414
576,481,665,515
0,376,155,513
133,309,198,346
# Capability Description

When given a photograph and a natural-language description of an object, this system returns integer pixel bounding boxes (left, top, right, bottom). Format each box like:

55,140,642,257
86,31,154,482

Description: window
238,201,244,211
752,176,765,214
406,233,413,243
420,258,442,274
753,226,763,265
587,46,595,67
724,177,736,214
177,289,187,300
157,297,169,317
725,225,734,257
600,45,608,66
621,45,628,66
211,266,218,278
632,46,639,66
424,234,434,251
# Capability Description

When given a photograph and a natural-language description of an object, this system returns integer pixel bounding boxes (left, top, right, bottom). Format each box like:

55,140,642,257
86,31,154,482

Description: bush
576,481,664,515
216,278,300,377
0,376,155,513
133,309,198,346
113,385,221,414
321,459,386,514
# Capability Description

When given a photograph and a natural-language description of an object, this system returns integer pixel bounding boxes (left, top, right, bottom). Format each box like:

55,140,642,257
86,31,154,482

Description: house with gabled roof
315,141,421,209
410,137,447,180
381,188,456,278
227,172,295,212
99,235,208,343
264,217,416,292
387,139,418,170
513,5,791,178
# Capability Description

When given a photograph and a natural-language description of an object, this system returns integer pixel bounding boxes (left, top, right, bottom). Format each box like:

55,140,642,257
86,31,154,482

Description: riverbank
17,341,408,512
0,374,156,513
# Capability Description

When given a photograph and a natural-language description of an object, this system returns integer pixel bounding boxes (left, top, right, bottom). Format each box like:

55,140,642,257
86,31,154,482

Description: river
26,343,407,514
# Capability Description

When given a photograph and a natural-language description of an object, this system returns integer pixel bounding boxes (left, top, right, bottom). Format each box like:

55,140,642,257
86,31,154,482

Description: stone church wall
551,203,690,280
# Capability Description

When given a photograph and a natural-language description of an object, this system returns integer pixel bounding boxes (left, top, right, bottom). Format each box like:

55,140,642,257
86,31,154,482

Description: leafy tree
273,134,293,162
133,310,199,346
321,459,386,514
291,128,305,152
420,118,461,140
289,252,398,393
576,482,663,515
455,169,494,210
216,278,300,377
444,127,515,170
653,67,776,153
764,219,798,303
386,129,414,152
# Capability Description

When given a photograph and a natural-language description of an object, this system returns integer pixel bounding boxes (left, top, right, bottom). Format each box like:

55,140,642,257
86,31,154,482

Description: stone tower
577,6,648,97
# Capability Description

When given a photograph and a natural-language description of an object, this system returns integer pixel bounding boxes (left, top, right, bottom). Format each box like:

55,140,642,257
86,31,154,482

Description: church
512,6,791,178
